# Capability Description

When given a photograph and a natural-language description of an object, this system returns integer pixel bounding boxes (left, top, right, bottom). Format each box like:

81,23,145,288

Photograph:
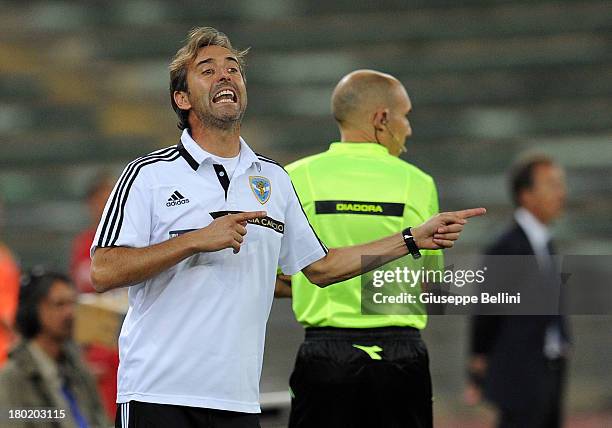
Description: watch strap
402,227,422,259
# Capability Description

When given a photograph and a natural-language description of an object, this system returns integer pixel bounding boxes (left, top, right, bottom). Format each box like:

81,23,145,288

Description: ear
519,188,534,208
372,109,388,132
173,90,191,111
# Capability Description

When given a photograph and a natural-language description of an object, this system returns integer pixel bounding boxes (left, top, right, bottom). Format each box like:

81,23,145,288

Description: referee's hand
412,208,486,250
198,211,267,254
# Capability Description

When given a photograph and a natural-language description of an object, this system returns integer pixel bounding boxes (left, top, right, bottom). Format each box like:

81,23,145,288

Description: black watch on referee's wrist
402,227,422,259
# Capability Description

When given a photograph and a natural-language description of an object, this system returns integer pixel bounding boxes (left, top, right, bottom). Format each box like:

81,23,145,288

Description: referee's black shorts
288,326,432,428
115,401,260,428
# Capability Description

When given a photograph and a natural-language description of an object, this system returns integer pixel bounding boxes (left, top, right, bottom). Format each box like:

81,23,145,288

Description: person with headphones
280,69,443,427
0,269,108,428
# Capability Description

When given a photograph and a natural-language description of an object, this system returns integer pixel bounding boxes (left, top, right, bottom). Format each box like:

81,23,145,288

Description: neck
521,206,551,226
33,334,63,361
189,122,241,158
340,127,377,144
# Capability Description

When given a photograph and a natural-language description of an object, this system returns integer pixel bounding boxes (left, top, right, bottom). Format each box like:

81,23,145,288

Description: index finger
453,207,487,219
232,211,267,222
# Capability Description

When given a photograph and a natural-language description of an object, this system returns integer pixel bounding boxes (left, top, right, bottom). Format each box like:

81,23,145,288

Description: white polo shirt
91,129,327,413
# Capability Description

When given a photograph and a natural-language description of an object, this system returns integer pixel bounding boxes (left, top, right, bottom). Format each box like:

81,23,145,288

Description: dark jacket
0,341,109,428
470,222,569,412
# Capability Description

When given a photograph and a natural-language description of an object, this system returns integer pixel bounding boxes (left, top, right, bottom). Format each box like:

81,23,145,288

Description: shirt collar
178,128,260,172
514,207,551,253
327,141,390,155
28,341,60,382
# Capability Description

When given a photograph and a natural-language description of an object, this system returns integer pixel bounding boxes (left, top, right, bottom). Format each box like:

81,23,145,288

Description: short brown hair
169,27,249,130
509,153,555,207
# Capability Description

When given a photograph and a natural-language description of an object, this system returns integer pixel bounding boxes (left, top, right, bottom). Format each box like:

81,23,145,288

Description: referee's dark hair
509,153,555,207
16,268,72,339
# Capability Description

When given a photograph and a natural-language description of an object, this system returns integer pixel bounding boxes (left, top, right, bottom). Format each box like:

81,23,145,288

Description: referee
282,70,442,427
90,28,484,428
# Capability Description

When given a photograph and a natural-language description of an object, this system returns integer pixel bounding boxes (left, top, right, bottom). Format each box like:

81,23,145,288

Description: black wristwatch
402,227,421,259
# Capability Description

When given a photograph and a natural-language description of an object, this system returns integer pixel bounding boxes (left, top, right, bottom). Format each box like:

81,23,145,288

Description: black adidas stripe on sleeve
97,148,179,248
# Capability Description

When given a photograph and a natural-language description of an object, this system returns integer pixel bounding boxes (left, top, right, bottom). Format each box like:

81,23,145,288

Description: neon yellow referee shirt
286,142,443,329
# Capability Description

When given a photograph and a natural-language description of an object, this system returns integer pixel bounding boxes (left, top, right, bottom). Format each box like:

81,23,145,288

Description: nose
64,301,76,319
557,181,567,199
219,67,232,82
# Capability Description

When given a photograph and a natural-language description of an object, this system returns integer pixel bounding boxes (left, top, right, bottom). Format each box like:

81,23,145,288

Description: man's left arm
302,208,485,287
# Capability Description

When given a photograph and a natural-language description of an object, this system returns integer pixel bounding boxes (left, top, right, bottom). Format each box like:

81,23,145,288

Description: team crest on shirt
249,176,271,204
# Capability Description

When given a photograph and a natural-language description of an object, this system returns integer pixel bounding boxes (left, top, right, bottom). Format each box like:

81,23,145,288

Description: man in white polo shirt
91,27,485,428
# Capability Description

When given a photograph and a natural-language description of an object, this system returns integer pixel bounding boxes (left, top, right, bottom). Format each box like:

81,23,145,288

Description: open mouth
212,88,237,104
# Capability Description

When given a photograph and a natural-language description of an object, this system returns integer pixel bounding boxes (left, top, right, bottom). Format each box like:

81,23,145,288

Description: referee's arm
302,207,485,287
91,211,267,292
274,274,292,298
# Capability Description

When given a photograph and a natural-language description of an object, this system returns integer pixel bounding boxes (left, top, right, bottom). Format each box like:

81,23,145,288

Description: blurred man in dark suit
466,154,570,428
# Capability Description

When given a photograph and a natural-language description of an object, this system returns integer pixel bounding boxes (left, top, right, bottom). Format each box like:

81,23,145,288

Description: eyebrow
195,56,239,68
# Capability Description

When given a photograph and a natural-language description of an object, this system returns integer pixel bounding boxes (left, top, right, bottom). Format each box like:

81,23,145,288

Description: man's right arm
91,211,267,292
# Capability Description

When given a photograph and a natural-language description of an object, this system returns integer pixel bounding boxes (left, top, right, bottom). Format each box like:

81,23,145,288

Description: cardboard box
74,291,128,349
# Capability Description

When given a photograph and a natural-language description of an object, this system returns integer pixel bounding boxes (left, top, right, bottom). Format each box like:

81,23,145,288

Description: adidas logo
166,190,190,207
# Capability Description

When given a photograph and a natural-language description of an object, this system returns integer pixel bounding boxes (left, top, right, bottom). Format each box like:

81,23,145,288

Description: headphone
380,114,407,154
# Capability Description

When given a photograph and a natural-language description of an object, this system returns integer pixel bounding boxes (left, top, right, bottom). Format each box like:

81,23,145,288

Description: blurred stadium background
0,0,610,427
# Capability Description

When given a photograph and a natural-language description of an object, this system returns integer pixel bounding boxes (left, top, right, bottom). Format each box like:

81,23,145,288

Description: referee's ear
372,108,388,132
173,91,191,110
